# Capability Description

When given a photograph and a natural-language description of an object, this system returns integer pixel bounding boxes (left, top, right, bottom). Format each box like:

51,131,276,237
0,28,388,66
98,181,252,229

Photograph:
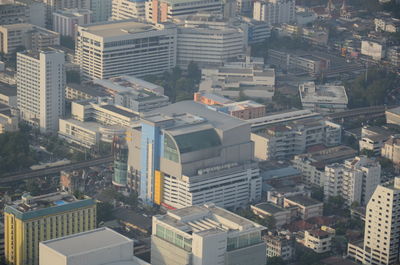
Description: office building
13,0,46,28
0,2,29,25
75,20,177,80
253,0,295,25
126,101,262,209
381,136,400,166
175,14,245,68
93,75,169,112
113,136,129,187
251,117,341,160
299,81,348,113
292,145,357,187
386,106,400,126
241,16,271,44
17,49,65,133
39,227,149,265
145,0,223,23
0,24,60,55
264,231,295,261
151,203,266,265
53,9,92,38
4,192,96,265
347,177,400,265
324,156,381,206
111,0,146,20
199,56,275,99
90,0,112,22
41,0,90,27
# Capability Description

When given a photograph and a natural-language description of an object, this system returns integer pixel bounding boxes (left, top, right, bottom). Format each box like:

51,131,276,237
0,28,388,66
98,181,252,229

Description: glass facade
227,231,262,251
156,224,192,251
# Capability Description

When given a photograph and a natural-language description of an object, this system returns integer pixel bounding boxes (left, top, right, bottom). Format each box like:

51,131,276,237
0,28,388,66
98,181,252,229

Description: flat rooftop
100,104,139,118
41,227,132,257
80,20,161,38
285,195,322,207
67,83,109,97
387,106,400,115
252,202,288,214
300,82,348,104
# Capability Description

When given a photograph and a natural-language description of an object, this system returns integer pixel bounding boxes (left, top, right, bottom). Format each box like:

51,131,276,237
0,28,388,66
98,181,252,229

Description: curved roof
174,129,221,154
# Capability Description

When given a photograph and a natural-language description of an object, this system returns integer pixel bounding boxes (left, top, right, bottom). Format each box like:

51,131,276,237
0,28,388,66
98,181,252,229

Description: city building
264,231,295,261
347,177,400,265
374,17,400,33
361,40,385,61
302,228,335,253
251,117,341,160
151,203,267,265
292,145,357,187
283,195,323,220
386,106,400,126
17,49,65,133
299,81,348,113
58,118,106,148
194,92,266,120
241,16,271,44
324,156,381,206
39,227,149,265
75,20,177,80
111,0,146,20
381,136,400,166
53,9,92,38
251,202,292,227
13,0,46,28
0,222,4,261
90,0,112,22
0,24,60,55
113,136,129,187
126,101,262,209
0,2,29,25
65,83,109,101
92,75,169,112
60,170,87,194
4,192,96,265
0,82,17,107
175,14,246,68
199,56,275,100
145,0,223,23
41,0,90,27
359,126,395,156
386,46,400,67
268,49,331,75
253,0,295,25
0,105,19,134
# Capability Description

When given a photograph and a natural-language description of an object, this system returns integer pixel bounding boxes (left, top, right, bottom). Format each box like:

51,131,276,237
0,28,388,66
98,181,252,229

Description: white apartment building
348,177,400,265
324,156,381,206
111,0,146,20
175,14,245,68
303,228,334,253
251,118,342,160
75,20,177,80
17,49,65,133
90,0,112,22
299,81,348,113
53,9,92,38
264,232,295,261
151,204,267,265
145,0,223,23
0,24,60,55
253,0,295,25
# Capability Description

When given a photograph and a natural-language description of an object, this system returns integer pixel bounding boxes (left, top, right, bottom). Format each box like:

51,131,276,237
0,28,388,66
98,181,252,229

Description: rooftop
40,227,132,256
285,195,322,207
100,105,139,118
387,106,400,115
0,82,16,96
67,83,109,98
94,75,164,95
252,202,288,214
299,82,348,105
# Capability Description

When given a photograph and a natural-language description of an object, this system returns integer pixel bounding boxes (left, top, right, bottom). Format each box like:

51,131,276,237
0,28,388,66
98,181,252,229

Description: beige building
283,195,323,220
0,24,60,55
264,231,295,261
348,177,400,265
111,0,146,20
0,3,29,25
251,202,292,227
382,136,400,165
303,228,334,253
386,106,400,126
0,107,18,134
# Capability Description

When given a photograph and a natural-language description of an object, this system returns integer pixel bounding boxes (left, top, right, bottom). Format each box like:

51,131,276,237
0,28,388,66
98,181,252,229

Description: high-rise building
253,0,295,25
113,136,129,187
126,101,262,209
145,0,223,23
151,203,266,265
348,177,400,265
41,0,90,27
111,0,146,20
75,20,177,80
53,8,92,38
17,48,65,133
324,156,381,206
90,0,112,22
4,192,96,265
0,2,29,25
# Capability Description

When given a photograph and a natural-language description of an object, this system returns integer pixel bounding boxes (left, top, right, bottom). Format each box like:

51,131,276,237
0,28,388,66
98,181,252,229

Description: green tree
187,61,201,83
97,202,114,223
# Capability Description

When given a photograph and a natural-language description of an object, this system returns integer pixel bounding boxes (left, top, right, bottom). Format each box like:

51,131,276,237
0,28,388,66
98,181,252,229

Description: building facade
90,0,112,22
0,3,29,25
75,20,177,80
151,204,267,265
253,0,295,25
17,49,65,133
381,136,400,166
53,9,92,38
4,192,96,265
111,0,146,20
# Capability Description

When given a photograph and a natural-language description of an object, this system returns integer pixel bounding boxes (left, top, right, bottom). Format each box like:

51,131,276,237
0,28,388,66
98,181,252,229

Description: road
0,155,113,184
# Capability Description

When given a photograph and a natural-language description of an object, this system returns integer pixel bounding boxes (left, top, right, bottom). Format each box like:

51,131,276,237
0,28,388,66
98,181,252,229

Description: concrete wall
225,242,266,265
151,235,192,265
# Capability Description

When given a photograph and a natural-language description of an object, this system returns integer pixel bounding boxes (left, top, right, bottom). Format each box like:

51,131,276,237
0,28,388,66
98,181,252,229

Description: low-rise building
39,227,149,265
361,40,385,60
302,228,334,253
374,17,400,33
386,46,400,66
299,81,348,113
0,82,17,107
251,118,341,160
53,9,92,37
359,126,395,156
60,170,87,193
251,202,293,227
264,231,295,261
0,23,60,55
0,106,19,134
283,195,323,220
65,83,109,101
386,106,400,126
381,136,400,165
151,203,267,265
0,2,29,25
